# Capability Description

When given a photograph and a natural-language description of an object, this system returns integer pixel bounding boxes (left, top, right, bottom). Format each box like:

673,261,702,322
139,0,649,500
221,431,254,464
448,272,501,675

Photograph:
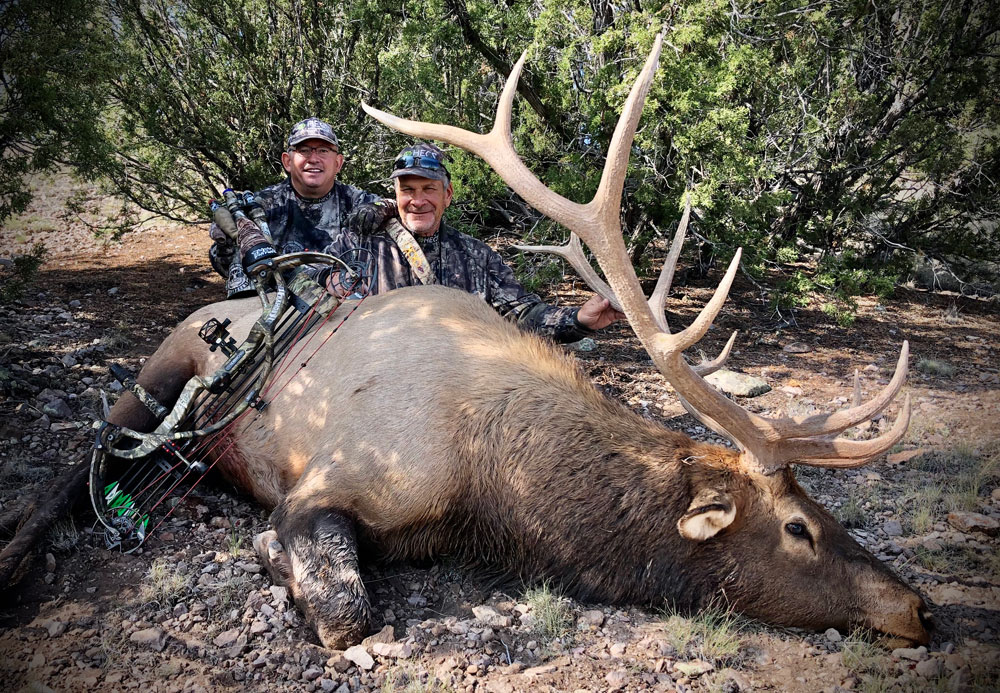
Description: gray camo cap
287,117,339,149
390,143,449,182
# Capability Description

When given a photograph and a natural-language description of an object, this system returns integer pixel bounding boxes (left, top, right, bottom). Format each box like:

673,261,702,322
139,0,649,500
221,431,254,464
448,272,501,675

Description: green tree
0,0,111,223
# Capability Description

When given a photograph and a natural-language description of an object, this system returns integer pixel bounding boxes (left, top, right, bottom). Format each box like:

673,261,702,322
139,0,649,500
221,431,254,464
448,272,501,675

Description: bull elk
101,35,930,649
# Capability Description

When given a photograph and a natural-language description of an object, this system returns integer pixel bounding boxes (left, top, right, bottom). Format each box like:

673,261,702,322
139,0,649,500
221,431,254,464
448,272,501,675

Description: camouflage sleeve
208,221,236,279
484,249,593,344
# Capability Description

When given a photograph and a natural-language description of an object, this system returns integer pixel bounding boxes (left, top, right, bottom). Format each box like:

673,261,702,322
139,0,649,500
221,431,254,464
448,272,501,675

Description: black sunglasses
393,153,448,174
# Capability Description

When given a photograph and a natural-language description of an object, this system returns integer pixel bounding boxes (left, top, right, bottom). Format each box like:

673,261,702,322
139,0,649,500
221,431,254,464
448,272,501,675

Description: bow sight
89,190,376,552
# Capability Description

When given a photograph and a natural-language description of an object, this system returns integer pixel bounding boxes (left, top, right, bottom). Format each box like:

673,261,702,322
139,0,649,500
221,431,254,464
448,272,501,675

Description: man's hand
349,200,398,235
576,295,625,331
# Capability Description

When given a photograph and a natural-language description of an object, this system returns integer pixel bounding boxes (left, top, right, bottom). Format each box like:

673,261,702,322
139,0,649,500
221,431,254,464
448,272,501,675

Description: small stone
236,561,262,574
824,627,842,643
319,679,337,693
302,665,324,681
130,627,167,652
892,646,927,661
372,642,413,659
61,354,77,367
573,338,597,352
361,624,395,647
472,605,511,628
883,520,904,537
213,628,241,648
578,609,604,627
604,669,628,689
269,585,288,603
327,653,351,673
250,620,269,634
44,553,56,572
914,658,943,678
523,663,558,676
406,593,427,607
108,287,119,295
704,369,770,397
609,642,627,657
343,645,374,670
43,620,67,638
947,511,999,535
29,652,45,668
41,398,72,419
783,342,812,353
674,660,714,677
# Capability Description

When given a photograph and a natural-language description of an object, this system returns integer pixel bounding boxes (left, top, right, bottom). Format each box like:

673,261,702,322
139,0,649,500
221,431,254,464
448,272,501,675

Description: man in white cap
209,117,381,297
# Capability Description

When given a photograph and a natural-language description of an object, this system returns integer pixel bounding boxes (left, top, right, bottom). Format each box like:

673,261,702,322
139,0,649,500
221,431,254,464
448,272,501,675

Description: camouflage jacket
331,221,592,344
208,178,380,279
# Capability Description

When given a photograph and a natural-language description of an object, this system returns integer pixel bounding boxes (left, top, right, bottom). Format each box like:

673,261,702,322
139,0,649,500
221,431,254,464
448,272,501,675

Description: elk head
362,35,931,645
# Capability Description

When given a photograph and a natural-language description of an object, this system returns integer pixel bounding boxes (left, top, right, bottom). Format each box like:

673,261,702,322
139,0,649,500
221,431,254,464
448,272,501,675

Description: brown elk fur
109,285,930,648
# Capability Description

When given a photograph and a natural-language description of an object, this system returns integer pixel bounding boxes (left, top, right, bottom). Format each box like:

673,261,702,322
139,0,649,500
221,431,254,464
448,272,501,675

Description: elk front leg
255,500,371,649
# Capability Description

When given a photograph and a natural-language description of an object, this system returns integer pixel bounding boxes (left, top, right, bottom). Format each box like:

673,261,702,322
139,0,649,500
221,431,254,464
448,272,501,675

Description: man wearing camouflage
344,143,623,343
209,117,381,296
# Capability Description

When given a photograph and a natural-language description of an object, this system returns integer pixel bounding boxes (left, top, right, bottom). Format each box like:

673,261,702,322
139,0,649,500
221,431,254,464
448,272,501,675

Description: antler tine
768,341,909,440
774,395,912,470
648,196,692,332
691,330,738,376
514,234,622,312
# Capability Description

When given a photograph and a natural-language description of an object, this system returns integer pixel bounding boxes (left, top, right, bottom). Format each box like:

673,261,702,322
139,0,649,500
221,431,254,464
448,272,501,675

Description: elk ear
677,489,737,541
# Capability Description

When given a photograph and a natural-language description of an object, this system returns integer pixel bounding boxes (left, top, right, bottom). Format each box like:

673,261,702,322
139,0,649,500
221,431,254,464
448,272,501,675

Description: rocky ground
1,174,998,692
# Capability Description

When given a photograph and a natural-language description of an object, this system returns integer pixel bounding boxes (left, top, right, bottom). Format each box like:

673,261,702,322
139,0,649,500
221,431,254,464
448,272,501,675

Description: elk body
107,34,931,649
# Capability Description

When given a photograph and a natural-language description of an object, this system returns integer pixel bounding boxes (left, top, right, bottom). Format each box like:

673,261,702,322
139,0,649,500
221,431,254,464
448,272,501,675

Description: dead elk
9,35,931,650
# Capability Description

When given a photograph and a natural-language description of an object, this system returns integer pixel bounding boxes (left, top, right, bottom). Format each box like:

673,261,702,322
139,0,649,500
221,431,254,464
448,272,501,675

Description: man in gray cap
209,117,382,297
347,143,623,343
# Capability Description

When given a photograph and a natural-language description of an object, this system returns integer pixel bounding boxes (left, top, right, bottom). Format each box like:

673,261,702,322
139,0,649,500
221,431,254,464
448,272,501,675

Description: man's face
281,138,344,198
394,175,453,237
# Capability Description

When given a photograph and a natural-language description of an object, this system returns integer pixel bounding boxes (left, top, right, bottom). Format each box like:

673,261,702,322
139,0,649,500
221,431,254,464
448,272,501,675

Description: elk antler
362,34,910,476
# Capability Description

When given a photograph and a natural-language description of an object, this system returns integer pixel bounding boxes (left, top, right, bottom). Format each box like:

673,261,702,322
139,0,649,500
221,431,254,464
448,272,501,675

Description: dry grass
138,557,188,607
660,605,746,665
380,665,455,693
522,583,573,641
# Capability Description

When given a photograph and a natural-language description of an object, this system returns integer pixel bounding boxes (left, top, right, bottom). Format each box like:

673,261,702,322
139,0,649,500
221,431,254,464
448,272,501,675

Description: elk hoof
253,529,293,586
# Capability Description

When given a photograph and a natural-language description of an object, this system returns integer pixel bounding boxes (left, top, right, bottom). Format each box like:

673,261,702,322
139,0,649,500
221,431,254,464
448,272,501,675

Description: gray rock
472,605,511,627
130,627,167,652
269,585,288,603
42,620,67,638
69,299,82,308
883,520,904,537
302,665,323,681
343,645,374,670
704,369,771,397
782,342,813,353
892,646,927,661
824,627,842,642
573,338,597,352
914,658,943,678
319,679,337,693
107,287,119,295
947,511,999,535
60,354,77,367
578,609,605,627
41,398,72,419
213,628,241,648
605,669,629,690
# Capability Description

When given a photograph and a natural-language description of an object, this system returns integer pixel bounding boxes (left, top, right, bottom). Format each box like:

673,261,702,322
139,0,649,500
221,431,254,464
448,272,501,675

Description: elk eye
785,522,807,537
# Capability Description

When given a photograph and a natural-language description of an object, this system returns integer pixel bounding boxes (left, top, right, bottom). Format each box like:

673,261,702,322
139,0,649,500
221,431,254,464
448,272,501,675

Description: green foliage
0,242,47,304
0,0,112,224
4,0,997,295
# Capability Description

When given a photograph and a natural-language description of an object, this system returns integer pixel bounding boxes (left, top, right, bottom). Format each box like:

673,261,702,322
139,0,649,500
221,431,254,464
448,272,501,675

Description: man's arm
482,246,622,343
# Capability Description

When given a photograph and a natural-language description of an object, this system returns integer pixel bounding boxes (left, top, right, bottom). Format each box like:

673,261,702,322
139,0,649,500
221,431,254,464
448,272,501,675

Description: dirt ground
1,174,998,692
